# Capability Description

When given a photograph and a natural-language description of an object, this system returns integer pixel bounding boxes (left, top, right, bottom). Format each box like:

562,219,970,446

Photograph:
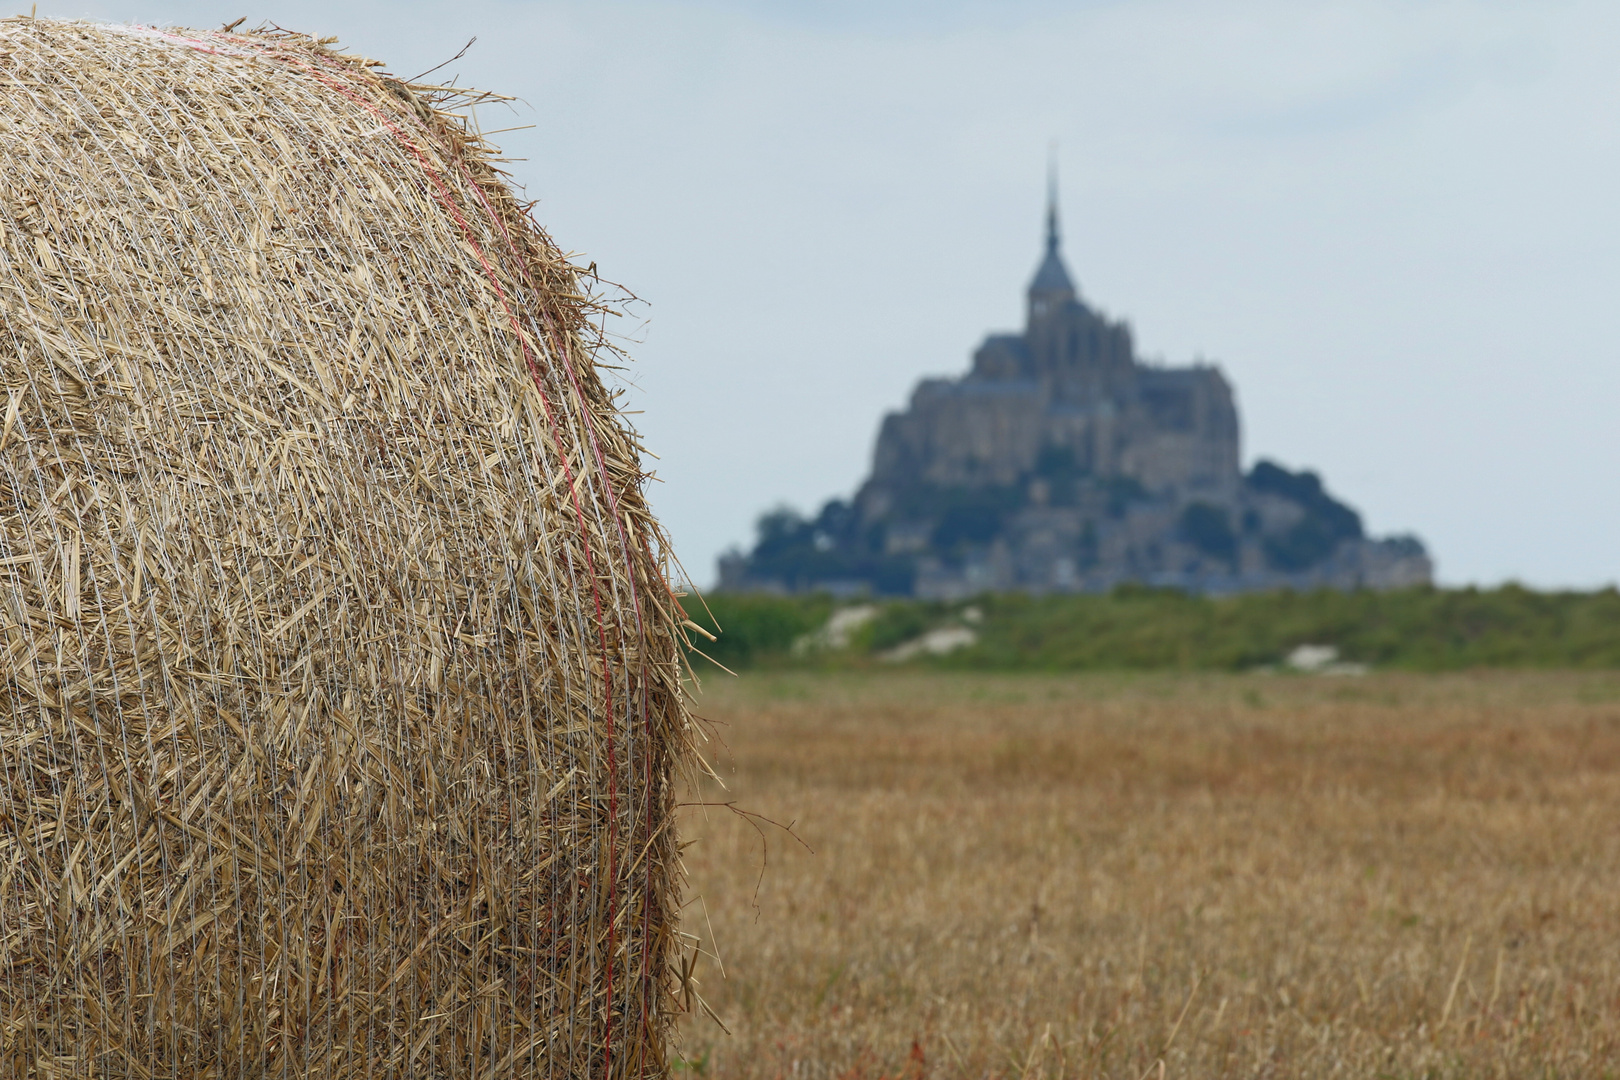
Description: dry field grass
672,670,1620,1079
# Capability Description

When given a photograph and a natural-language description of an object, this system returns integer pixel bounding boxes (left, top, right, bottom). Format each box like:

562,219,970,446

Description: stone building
721,190,1431,597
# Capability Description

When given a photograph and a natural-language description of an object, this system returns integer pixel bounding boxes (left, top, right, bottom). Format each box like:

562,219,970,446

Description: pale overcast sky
37,0,1620,588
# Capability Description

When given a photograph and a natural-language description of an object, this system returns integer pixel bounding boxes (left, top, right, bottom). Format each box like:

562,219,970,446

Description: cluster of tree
741,501,916,595
1173,460,1375,570
731,458,1373,593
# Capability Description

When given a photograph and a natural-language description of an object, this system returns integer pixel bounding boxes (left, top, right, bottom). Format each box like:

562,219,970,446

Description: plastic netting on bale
0,18,698,1078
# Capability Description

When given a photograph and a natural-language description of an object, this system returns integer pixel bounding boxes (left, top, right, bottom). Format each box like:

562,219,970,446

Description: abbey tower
859,186,1240,520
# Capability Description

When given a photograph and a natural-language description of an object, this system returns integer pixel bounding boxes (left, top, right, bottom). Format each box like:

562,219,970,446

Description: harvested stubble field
673,670,1620,1079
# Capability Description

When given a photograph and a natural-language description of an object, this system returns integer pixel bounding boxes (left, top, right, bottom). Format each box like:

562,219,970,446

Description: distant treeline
677,585,1620,671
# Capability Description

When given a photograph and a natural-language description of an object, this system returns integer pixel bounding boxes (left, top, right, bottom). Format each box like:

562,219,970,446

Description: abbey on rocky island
721,189,1431,598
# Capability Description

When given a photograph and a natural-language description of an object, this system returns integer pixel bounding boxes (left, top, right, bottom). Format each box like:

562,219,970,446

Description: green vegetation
678,591,835,669
678,585,1620,671
1178,501,1237,564
1245,460,1366,570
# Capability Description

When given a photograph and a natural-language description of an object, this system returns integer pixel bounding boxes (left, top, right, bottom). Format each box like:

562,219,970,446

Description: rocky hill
721,194,1431,597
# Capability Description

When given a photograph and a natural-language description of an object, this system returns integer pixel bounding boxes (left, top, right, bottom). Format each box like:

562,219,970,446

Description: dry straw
0,17,697,1077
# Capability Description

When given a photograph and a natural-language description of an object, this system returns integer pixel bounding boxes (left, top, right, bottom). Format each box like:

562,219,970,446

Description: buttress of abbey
723,190,1431,598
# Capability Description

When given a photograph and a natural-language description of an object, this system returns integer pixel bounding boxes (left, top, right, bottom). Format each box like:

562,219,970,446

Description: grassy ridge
679,585,1620,670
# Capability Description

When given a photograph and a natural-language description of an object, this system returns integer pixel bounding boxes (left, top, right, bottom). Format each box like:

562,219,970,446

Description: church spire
1029,155,1075,307
1045,155,1061,256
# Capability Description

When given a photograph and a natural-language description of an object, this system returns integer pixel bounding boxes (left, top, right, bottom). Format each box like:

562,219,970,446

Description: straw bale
0,17,695,1077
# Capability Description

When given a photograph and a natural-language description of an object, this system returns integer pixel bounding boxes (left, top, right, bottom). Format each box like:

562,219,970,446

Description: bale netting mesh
0,18,699,1078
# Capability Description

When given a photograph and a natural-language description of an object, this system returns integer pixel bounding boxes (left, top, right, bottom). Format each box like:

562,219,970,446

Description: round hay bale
0,17,694,1076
